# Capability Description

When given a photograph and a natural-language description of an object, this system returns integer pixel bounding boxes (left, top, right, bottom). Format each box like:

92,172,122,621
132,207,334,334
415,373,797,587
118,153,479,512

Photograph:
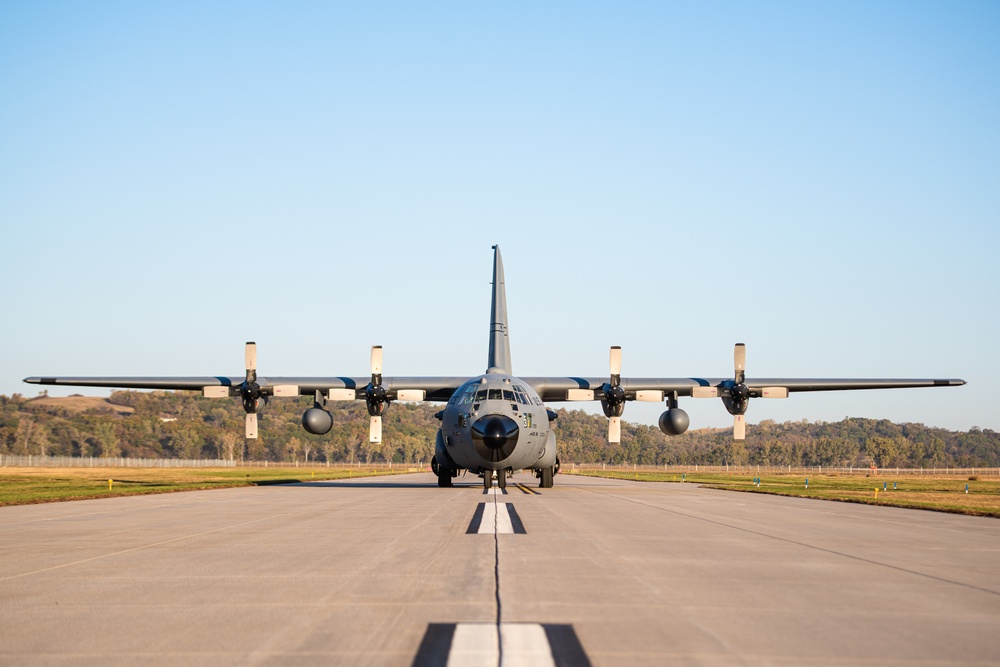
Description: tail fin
487,245,512,374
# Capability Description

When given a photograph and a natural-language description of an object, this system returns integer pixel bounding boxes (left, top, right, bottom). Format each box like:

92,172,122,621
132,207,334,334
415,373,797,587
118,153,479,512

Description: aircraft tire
483,473,492,491
437,470,453,487
540,466,554,489
498,472,506,490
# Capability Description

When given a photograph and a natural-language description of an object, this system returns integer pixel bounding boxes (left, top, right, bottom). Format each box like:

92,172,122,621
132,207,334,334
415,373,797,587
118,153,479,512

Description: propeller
240,341,263,439
721,343,751,440
601,346,626,443
365,345,387,443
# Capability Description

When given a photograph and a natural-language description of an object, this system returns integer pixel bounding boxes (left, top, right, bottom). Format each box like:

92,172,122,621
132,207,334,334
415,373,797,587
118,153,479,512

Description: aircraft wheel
437,470,453,487
497,472,507,490
483,472,493,491
540,466,554,489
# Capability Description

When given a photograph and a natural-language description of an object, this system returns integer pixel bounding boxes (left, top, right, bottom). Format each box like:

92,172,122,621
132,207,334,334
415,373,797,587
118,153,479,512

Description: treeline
1,391,998,468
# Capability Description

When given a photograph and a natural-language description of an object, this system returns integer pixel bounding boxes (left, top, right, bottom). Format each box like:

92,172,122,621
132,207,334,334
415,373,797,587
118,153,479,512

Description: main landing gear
539,466,554,489
483,470,507,491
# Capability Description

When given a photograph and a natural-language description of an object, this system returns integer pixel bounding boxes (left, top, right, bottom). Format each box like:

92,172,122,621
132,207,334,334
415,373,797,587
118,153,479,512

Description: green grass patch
567,469,1000,517
0,466,422,506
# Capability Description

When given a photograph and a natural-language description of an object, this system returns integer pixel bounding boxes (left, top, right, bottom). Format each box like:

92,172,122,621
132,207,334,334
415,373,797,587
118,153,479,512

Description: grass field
567,469,1000,517
0,466,420,506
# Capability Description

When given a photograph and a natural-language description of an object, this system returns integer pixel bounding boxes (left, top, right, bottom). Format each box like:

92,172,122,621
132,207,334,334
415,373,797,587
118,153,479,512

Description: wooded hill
2,391,997,468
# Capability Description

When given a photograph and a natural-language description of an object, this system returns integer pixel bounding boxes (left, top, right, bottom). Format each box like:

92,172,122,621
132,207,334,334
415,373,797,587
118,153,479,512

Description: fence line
0,456,424,469
561,462,1000,476
0,455,236,468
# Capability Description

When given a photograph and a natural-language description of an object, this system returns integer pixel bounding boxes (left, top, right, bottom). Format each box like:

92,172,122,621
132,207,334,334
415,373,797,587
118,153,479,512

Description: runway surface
1,471,999,666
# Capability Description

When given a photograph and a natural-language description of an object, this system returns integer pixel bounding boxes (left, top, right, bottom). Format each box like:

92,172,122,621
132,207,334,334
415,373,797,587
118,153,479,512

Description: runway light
883,482,887,492
966,484,969,494
805,478,809,489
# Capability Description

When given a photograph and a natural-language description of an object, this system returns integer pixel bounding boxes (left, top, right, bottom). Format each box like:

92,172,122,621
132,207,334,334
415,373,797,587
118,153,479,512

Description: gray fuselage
436,372,556,474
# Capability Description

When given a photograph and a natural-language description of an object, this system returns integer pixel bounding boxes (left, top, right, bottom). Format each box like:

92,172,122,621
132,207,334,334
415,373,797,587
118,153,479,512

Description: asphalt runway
1,472,999,666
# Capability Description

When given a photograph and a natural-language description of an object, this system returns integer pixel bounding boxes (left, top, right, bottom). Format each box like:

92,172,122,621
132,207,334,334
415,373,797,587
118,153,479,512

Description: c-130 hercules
25,246,965,490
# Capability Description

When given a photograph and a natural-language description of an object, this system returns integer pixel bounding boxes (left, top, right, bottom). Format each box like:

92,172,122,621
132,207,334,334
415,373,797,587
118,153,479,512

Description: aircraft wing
22,376,468,402
524,377,967,401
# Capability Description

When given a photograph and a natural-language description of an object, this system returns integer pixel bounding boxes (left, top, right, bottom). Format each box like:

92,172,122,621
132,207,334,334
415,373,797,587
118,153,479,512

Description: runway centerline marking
412,623,590,666
466,503,526,535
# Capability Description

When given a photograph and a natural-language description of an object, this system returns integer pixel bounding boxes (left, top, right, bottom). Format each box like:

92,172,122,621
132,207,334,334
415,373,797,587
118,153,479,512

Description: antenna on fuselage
486,245,512,375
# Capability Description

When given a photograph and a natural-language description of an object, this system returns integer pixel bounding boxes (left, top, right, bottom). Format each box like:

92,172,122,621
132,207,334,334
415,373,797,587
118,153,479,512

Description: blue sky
2,1,997,433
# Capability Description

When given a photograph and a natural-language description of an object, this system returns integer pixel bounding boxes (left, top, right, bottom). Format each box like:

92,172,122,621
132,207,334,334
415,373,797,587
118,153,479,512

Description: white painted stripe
478,503,517,534
447,623,498,666
445,624,556,667
495,503,514,534
501,624,557,667
478,503,497,534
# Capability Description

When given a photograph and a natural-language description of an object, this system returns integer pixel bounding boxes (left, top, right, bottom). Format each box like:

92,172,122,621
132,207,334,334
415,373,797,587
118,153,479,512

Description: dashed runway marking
484,486,508,495
466,503,526,534
412,623,591,666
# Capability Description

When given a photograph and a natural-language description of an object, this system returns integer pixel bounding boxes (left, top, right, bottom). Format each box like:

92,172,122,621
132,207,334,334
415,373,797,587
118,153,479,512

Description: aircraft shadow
281,480,486,489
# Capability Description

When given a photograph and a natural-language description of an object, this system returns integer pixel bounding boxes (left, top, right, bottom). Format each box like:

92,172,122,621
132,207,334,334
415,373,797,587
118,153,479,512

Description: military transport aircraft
25,246,965,490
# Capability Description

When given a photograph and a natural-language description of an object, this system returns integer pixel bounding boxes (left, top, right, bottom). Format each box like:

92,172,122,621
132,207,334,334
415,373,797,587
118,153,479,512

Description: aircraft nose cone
471,415,519,448
471,415,519,461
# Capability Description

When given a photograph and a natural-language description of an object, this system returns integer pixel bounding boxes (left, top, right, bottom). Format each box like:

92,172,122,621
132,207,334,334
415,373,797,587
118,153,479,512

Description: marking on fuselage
466,502,526,535
411,623,591,667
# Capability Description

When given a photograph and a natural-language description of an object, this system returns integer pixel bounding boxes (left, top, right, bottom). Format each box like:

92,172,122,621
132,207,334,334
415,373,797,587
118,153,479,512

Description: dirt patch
26,395,134,415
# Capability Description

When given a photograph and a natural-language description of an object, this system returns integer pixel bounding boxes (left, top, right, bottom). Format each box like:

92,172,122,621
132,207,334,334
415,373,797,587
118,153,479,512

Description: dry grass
0,466,420,506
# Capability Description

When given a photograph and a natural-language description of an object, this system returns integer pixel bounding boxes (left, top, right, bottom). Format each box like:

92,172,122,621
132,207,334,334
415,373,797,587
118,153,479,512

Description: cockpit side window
476,390,487,401
502,390,514,401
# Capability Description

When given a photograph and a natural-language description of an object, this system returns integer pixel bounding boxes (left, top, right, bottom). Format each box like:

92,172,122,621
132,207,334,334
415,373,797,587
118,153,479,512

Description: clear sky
1,1,997,433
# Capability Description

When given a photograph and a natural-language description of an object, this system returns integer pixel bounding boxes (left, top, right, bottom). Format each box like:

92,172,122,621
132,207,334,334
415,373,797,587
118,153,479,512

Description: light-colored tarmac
1,472,999,666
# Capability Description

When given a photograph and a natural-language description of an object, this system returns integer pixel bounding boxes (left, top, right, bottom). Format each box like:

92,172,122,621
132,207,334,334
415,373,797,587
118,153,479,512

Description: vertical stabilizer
487,245,512,374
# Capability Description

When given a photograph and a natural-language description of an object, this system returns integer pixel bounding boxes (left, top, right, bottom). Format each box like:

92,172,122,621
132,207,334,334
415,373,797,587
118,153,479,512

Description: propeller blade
733,415,746,440
245,342,257,373
246,413,258,439
609,346,622,376
369,415,382,443
371,345,383,376
608,416,621,443
734,343,745,377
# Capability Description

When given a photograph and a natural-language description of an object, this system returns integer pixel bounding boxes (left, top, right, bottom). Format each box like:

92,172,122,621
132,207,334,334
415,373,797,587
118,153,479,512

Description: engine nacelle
658,408,690,436
302,407,333,435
